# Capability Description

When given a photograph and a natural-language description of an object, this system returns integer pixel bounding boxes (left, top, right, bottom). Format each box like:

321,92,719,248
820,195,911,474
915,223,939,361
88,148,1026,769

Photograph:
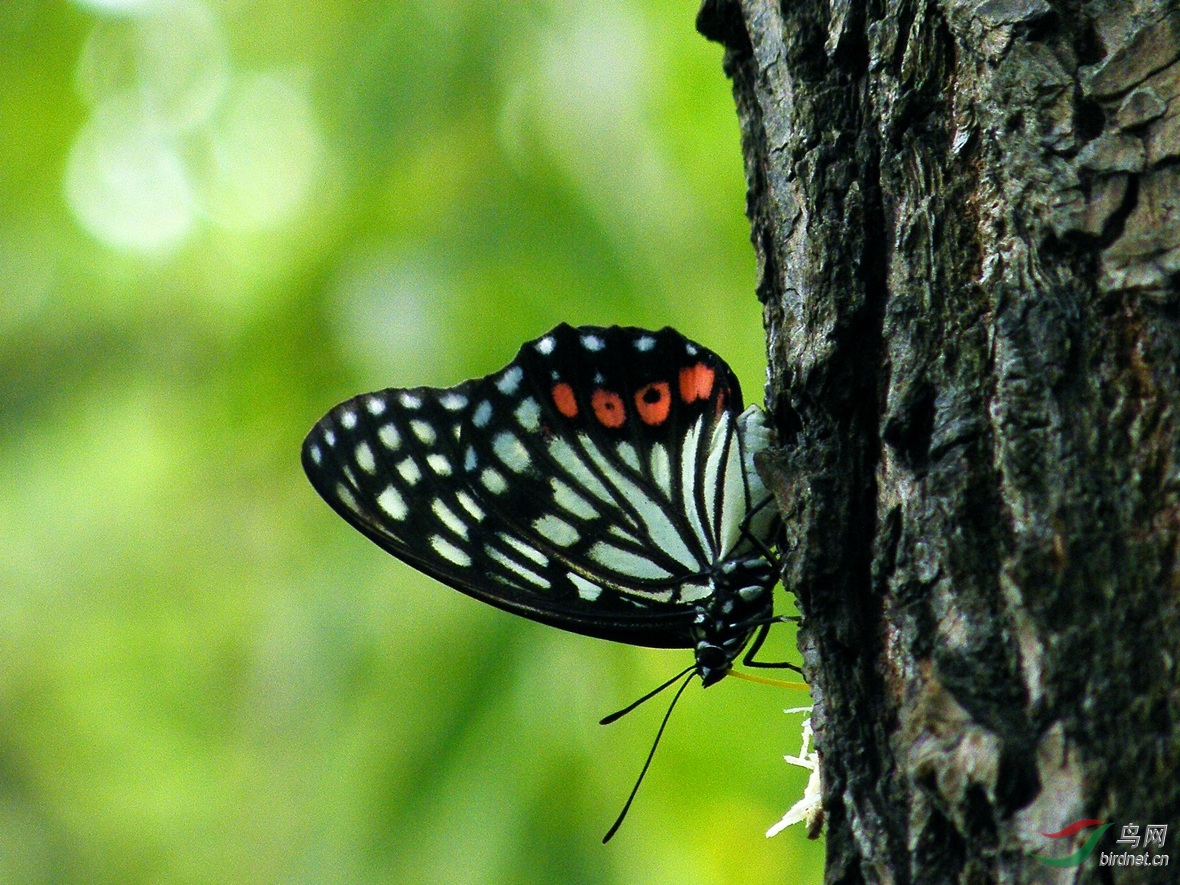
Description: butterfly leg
741,620,803,674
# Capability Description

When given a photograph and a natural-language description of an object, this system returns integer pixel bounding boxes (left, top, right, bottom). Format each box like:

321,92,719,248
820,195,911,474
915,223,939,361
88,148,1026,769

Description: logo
1032,819,1170,868
1032,820,1112,867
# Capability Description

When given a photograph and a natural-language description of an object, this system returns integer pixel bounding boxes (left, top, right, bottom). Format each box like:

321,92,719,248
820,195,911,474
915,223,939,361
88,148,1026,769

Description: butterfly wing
302,324,771,649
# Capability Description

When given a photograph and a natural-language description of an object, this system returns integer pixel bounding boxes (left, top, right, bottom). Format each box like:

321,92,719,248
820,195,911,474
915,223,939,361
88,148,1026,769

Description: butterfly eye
634,382,671,425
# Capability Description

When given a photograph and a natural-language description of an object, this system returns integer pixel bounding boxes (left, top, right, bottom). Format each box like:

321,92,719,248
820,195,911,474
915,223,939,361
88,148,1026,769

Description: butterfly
302,323,788,837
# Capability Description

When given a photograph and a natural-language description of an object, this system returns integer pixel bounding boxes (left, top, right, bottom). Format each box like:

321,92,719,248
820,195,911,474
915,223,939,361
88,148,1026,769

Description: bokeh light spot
196,73,321,230
65,93,195,251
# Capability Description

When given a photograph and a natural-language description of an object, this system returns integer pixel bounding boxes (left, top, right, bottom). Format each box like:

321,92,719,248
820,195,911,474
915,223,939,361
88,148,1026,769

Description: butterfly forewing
463,328,734,582
302,324,774,650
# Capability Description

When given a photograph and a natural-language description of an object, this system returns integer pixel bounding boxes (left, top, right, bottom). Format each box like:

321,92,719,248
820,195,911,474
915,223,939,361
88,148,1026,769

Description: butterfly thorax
691,554,776,686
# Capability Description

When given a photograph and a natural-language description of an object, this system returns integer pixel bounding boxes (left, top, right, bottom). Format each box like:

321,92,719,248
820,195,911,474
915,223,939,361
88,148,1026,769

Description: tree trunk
699,0,1180,881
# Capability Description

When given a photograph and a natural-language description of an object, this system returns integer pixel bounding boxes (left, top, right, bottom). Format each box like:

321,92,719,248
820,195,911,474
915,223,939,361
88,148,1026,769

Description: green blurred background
0,1,822,882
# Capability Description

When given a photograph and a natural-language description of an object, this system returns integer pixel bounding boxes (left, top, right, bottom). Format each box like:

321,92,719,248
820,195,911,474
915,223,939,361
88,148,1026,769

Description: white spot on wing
410,420,436,445
617,442,641,473
336,483,359,512
650,443,671,497
680,416,712,556
378,424,401,450
609,523,641,544
588,541,674,580
396,457,421,485
366,396,386,416
718,422,748,553
324,429,336,447
464,446,477,472
634,335,655,352
377,486,407,520
426,453,452,475
341,411,357,429
355,441,376,473
496,366,524,395
551,478,598,519
703,412,744,552
432,499,468,539
308,444,322,465
568,572,603,601
431,534,470,566
533,514,579,546
535,335,556,355
493,431,530,473
581,334,605,351
440,392,468,411
457,490,484,521
473,401,492,428
399,392,422,409
680,582,712,603
515,397,541,431
481,468,508,494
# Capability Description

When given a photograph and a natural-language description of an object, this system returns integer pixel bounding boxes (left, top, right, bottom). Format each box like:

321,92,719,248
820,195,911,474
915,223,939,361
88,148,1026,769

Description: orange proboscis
591,389,626,428
552,382,579,418
726,670,810,690
679,363,715,403
634,382,671,426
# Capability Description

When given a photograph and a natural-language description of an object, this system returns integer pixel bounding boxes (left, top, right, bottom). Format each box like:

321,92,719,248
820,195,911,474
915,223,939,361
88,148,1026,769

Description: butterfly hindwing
302,324,772,650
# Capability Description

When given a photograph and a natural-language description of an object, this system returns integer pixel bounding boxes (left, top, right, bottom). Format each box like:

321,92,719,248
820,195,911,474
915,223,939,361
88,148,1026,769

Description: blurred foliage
0,1,823,883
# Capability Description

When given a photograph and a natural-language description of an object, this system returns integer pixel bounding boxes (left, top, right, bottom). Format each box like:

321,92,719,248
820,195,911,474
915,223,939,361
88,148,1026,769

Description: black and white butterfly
303,322,783,679
302,324,787,837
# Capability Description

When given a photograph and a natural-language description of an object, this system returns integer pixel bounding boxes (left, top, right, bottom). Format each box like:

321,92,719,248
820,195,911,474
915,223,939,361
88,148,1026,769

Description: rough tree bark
698,1,1180,882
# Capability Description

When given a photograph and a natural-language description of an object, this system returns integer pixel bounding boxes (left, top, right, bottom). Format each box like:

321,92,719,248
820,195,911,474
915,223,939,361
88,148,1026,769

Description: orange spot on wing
634,382,671,425
679,363,715,403
591,389,626,428
552,382,579,418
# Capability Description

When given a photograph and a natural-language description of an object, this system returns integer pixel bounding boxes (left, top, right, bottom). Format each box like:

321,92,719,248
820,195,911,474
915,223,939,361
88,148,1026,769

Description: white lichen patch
767,707,823,838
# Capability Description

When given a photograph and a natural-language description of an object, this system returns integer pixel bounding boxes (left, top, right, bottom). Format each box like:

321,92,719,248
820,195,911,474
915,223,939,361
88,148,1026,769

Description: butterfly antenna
599,664,695,725
602,669,695,843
